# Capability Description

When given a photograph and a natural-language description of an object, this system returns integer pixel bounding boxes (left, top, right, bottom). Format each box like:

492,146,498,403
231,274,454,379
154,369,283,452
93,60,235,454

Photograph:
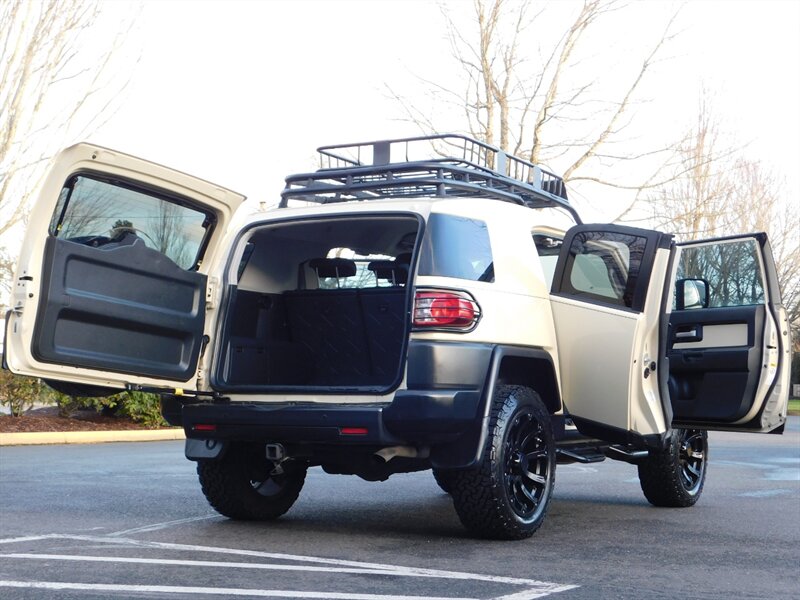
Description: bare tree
389,0,680,191
0,0,138,243
0,248,14,310
150,201,192,269
632,100,800,332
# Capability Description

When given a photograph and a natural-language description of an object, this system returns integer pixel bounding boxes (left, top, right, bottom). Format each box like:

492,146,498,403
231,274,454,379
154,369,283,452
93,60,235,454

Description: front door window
676,239,766,308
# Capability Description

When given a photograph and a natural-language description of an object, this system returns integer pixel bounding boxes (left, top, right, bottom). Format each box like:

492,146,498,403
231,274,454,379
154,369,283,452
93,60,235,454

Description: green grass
789,398,800,416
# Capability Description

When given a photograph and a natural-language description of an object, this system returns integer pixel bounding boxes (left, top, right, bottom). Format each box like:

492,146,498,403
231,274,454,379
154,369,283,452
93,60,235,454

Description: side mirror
676,278,709,310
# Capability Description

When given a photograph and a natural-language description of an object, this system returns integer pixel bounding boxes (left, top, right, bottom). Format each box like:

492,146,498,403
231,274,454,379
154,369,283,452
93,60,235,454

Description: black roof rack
279,134,580,223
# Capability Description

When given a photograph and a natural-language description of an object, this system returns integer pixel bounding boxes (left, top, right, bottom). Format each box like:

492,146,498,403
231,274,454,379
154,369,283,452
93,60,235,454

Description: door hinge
12,271,33,309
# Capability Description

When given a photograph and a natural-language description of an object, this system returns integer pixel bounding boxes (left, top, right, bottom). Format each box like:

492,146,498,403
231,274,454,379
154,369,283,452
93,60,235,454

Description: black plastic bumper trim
182,402,403,445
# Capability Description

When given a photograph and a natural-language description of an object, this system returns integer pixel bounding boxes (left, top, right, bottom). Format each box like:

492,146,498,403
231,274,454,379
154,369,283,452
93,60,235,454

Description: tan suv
3,135,791,539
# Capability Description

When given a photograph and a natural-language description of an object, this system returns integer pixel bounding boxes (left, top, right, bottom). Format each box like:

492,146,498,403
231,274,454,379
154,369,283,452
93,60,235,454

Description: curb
0,428,185,447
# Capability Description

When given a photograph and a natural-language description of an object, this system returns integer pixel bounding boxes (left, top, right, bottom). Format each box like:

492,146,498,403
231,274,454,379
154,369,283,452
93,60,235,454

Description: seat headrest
309,257,357,278
368,260,408,285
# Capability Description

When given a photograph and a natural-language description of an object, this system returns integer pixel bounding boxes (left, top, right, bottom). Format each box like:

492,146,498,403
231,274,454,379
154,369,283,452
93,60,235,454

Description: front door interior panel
668,306,764,422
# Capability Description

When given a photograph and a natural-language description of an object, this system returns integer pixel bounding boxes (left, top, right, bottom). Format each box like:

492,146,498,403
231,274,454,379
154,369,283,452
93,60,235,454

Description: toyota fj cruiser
3,135,791,539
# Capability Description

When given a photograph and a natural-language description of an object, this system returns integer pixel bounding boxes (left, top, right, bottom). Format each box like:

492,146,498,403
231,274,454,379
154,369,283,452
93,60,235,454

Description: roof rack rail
279,134,580,223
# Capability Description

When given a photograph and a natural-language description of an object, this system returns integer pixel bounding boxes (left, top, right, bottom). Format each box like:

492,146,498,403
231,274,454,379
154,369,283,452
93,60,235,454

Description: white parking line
0,534,60,545
109,515,220,536
2,553,455,578
0,581,476,599
737,489,793,498
20,534,550,585
715,459,800,481
0,533,578,599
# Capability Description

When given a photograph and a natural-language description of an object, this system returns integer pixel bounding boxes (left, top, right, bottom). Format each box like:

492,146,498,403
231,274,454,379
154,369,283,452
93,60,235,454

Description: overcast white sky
85,0,800,222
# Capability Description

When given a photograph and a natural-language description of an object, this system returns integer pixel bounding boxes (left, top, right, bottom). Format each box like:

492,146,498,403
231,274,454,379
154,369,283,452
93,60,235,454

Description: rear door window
50,174,214,270
552,228,654,311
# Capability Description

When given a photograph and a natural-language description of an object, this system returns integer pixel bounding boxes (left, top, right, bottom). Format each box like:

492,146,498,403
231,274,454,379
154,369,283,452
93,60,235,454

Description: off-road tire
197,442,307,520
448,385,555,540
638,428,707,507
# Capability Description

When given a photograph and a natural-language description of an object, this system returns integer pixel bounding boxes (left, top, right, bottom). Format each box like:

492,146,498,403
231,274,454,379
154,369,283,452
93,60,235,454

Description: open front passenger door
549,225,789,447
4,143,244,392
667,234,790,432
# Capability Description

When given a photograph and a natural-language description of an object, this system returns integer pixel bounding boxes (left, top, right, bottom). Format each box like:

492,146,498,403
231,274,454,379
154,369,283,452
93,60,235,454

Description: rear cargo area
214,214,420,390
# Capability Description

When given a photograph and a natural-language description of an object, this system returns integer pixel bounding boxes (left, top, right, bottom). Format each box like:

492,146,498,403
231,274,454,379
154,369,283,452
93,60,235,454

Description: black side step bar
556,445,651,465
556,448,606,464
605,446,649,465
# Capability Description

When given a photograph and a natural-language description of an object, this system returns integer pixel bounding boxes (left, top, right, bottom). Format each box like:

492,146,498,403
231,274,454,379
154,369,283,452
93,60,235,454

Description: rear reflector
413,290,480,329
193,424,217,432
340,427,369,435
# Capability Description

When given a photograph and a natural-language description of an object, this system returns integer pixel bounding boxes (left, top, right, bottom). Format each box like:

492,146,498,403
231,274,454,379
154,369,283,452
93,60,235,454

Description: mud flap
185,438,227,461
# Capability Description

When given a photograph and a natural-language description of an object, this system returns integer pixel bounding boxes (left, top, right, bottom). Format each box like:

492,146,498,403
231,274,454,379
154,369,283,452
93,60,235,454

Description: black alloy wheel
504,408,552,520
677,429,707,494
638,427,708,507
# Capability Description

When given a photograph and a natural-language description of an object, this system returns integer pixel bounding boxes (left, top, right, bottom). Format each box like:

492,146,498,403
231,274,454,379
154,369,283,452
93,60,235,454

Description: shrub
40,385,119,418
0,370,43,416
117,391,167,428
40,384,166,426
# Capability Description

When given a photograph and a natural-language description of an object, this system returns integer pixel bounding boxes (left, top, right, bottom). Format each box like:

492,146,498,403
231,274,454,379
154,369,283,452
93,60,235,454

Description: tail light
413,289,480,330
192,424,217,432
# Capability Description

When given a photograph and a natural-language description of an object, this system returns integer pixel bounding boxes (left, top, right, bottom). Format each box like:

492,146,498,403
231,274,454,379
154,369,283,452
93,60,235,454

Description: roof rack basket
280,134,580,223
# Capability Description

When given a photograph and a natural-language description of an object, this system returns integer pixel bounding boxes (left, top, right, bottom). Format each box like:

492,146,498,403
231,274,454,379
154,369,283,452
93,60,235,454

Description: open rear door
549,224,674,447
549,225,789,446
4,143,244,392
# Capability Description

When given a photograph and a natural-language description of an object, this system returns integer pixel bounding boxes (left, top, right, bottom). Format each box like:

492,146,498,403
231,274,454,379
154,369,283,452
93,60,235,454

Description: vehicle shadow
234,488,470,540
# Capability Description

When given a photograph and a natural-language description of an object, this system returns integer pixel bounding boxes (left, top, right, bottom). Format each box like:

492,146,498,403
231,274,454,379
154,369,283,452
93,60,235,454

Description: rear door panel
33,235,206,380
5,143,244,390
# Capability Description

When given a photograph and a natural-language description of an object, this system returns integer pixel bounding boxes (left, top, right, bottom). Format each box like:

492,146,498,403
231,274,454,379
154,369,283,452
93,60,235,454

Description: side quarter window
533,234,562,289
418,214,494,282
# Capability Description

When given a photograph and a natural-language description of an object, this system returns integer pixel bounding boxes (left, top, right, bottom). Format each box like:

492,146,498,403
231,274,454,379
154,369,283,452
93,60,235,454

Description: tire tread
638,429,706,508
448,385,555,540
197,443,306,520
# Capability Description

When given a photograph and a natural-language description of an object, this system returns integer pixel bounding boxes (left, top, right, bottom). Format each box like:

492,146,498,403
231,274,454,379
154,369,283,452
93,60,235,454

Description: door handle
675,328,699,339
674,326,702,343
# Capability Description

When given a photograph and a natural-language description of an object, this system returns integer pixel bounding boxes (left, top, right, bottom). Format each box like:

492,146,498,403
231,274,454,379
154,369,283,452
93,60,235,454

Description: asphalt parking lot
1,419,798,600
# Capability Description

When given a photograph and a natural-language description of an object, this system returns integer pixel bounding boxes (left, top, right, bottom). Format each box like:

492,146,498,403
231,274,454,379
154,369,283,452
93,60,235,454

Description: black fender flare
430,345,560,470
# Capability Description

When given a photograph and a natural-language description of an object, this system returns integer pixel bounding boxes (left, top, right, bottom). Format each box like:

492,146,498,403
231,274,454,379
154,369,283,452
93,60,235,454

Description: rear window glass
318,248,401,289
50,174,213,270
418,214,493,282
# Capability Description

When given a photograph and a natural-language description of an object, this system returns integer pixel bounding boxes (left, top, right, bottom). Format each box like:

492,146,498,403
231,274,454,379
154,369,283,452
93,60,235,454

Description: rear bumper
178,388,484,446
172,340,493,447
181,402,401,445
